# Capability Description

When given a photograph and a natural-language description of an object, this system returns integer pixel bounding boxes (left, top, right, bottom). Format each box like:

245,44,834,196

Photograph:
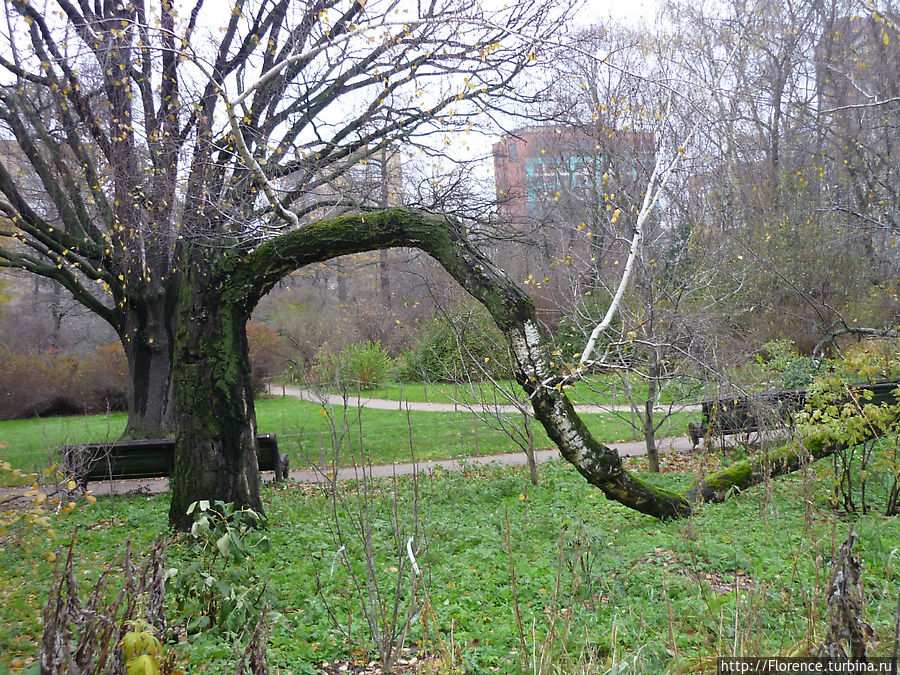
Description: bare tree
659,0,899,353
0,0,567,526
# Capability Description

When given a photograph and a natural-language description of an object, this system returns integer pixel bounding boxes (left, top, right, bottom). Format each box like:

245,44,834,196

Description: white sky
586,0,659,25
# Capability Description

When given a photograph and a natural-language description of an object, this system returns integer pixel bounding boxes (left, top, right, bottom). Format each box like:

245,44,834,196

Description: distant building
490,125,656,327
492,125,655,225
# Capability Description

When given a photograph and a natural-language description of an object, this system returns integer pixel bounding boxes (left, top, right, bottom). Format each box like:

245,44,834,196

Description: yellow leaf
126,653,161,675
67,480,77,490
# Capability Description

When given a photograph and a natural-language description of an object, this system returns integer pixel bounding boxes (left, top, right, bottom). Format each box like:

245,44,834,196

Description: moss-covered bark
682,434,841,504
168,248,262,530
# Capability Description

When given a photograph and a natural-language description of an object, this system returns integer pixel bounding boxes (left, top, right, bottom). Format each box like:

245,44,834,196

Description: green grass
2,454,899,673
0,411,128,473
259,395,698,469
0,396,699,476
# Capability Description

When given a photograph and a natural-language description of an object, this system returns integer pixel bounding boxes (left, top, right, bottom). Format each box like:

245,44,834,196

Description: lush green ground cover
0,396,698,476
2,453,898,673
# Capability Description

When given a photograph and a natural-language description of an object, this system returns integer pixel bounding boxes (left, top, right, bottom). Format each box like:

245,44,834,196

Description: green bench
688,380,899,448
60,434,289,488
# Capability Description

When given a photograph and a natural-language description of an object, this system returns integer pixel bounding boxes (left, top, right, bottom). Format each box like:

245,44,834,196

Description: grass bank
2,453,898,673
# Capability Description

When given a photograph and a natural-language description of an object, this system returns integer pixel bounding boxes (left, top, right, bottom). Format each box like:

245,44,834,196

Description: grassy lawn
258,396,698,469
1,454,898,673
0,411,128,475
0,396,699,477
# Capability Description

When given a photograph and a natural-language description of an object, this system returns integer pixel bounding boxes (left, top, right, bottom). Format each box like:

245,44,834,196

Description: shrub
170,500,271,635
393,304,511,382
799,368,900,515
247,320,285,392
749,339,820,389
840,339,900,381
0,348,55,420
314,340,394,390
0,344,127,420
74,343,128,412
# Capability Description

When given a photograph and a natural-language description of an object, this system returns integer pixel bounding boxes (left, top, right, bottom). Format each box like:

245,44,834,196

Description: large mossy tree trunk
168,249,262,530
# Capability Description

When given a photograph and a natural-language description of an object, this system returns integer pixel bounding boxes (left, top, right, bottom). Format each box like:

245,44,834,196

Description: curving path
270,384,701,415
0,433,695,499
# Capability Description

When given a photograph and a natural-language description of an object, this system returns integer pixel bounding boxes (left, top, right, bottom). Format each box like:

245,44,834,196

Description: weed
41,535,172,673
168,500,271,635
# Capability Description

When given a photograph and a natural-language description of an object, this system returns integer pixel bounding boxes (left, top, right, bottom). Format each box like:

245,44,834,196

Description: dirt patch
634,547,757,596
313,649,445,674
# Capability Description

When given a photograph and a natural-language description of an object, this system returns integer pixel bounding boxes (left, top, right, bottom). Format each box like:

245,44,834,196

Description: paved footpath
1,433,696,500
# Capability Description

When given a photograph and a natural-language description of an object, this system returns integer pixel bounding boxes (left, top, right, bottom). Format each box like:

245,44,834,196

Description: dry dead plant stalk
41,533,168,674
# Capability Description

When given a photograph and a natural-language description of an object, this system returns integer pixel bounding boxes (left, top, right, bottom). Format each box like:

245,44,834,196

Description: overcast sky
590,0,659,24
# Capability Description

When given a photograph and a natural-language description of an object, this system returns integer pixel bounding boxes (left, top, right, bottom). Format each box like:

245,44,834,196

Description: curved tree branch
232,208,692,518
231,207,891,518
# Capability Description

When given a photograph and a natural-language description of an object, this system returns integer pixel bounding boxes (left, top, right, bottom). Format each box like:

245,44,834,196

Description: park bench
688,380,900,448
60,434,289,488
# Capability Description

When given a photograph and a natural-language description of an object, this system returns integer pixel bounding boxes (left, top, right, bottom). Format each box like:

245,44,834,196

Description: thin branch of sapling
893,588,899,666
503,509,529,665
316,390,430,668
318,397,368,645
351,403,385,653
